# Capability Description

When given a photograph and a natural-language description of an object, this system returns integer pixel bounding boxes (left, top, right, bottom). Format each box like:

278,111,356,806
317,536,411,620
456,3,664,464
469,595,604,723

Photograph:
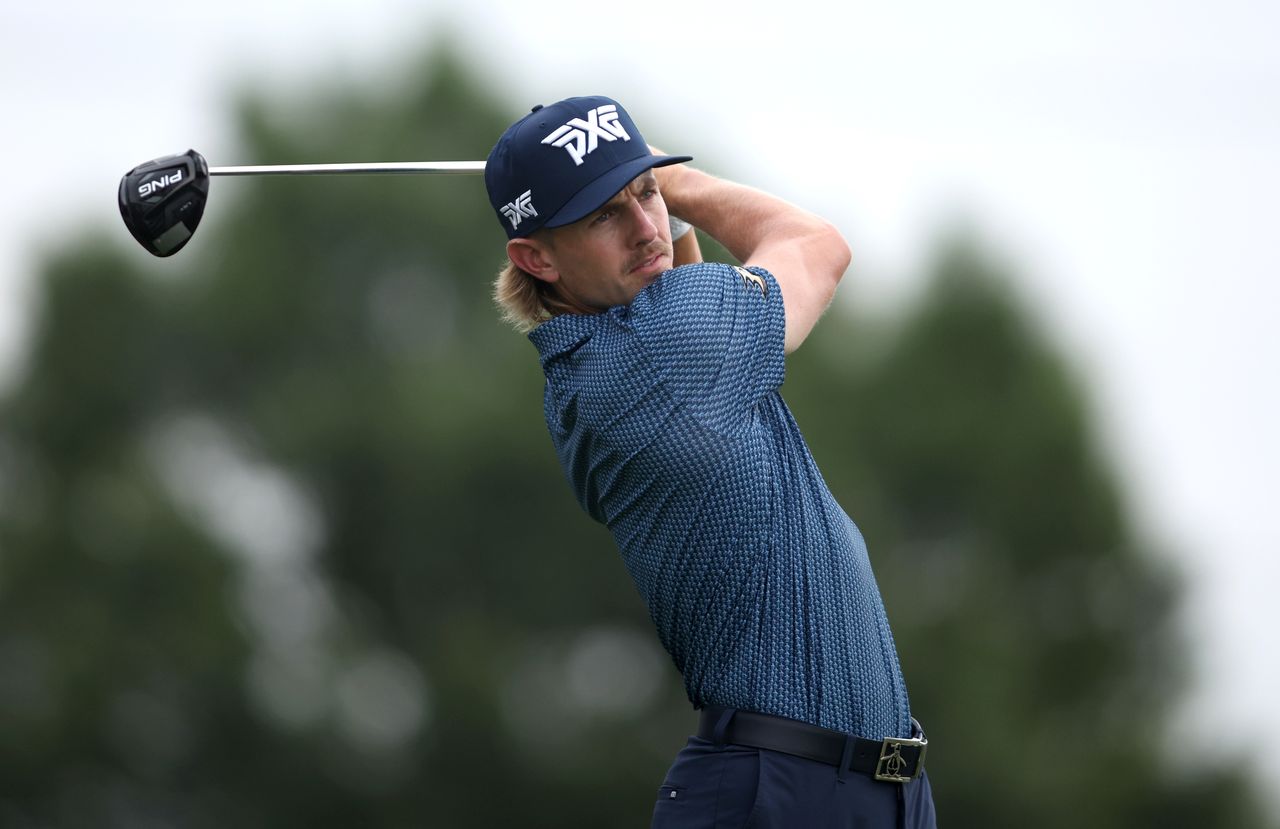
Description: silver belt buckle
874,735,927,783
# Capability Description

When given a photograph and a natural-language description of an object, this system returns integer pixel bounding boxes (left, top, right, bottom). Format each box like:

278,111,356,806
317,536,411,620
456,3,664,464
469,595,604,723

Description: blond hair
492,230,578,331
492,259,553,331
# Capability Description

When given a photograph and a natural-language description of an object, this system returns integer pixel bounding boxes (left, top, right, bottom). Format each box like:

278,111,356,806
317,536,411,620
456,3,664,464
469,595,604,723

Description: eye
591,209,614,226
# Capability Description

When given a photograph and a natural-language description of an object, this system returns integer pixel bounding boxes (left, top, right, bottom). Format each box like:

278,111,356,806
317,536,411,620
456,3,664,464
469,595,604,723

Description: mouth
629,249,670,278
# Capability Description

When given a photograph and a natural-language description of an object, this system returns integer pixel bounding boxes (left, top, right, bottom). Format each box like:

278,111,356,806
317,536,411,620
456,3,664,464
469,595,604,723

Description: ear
507,237,559,284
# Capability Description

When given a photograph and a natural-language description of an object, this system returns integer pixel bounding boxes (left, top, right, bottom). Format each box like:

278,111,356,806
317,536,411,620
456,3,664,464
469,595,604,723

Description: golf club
118,149,485,257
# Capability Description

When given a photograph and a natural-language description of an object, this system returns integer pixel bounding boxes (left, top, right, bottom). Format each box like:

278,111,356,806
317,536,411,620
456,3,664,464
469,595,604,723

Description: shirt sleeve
627,261,785,429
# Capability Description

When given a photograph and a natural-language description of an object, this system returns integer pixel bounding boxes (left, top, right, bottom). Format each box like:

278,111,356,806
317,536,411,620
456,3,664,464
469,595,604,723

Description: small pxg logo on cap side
541,104,631,166
501,189,537,230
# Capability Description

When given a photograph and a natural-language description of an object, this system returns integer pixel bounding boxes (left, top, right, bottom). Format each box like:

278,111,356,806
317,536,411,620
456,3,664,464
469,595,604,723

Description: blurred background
2,1,1277,826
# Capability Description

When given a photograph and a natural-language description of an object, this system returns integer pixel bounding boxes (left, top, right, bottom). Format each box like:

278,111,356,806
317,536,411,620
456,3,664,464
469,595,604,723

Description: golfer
485,96,937,828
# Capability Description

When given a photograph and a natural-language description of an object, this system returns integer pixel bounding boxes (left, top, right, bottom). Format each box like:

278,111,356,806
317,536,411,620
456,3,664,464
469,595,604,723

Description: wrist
657,165,711,224
669,215,693,241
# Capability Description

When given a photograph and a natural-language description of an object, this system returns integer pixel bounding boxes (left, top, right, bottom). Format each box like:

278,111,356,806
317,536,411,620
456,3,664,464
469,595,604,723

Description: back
529,262,911,740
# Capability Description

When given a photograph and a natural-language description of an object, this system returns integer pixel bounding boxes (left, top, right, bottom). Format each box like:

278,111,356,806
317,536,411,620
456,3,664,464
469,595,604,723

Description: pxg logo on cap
541,103,631,166
485,95,691,239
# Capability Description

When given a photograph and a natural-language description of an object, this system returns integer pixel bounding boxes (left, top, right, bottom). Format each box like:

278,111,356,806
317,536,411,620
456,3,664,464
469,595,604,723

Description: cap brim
544,154,692,229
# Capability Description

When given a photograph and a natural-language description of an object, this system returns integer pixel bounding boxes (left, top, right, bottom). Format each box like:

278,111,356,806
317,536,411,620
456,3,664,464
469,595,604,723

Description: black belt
696,707,928,784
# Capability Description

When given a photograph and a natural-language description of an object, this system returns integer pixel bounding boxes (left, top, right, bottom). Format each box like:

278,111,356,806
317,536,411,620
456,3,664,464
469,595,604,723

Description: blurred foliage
1,38,1275,828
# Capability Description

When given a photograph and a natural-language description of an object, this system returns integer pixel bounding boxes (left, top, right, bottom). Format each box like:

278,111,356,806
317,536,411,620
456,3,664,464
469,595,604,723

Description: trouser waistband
696,707,928,783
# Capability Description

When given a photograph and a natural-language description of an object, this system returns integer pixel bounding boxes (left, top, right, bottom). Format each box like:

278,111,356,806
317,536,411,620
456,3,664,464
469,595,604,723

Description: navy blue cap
485,95,691,239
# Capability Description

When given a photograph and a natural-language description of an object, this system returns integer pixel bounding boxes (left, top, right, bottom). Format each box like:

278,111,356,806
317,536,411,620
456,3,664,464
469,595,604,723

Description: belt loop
837,734,855,781
711,708,737,747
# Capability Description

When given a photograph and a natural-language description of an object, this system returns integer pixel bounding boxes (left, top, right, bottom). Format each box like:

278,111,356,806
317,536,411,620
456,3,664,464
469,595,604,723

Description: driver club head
118,149,209,257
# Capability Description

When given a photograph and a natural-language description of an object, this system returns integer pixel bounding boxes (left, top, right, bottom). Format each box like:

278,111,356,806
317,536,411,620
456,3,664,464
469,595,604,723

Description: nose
626,198,659,246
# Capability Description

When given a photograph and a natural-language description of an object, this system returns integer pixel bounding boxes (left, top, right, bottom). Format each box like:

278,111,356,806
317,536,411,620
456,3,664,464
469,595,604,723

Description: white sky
2,0,1277,808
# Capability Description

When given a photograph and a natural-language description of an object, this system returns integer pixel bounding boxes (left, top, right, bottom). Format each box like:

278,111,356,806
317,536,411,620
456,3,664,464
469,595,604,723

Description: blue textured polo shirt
528,262,911,740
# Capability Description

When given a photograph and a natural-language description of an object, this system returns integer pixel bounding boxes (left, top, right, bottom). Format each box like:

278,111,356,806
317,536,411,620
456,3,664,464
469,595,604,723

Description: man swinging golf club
486,96,937,828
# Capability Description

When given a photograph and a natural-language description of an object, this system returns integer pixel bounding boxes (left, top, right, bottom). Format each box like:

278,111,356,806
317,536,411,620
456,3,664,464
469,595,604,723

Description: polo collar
528,312,601,368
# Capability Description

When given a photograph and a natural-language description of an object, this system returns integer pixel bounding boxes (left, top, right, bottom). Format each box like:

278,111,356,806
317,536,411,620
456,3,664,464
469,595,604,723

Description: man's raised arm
657,165,851,354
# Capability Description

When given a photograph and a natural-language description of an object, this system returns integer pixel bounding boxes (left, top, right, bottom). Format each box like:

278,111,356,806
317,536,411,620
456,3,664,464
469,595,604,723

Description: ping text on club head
138,169,184,198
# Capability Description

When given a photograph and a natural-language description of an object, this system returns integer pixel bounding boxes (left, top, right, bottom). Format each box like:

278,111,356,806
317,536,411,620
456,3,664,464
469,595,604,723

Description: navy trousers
650,736,937,828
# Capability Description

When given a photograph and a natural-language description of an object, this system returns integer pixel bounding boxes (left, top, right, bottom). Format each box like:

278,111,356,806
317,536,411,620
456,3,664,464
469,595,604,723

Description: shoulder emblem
734,266,768,297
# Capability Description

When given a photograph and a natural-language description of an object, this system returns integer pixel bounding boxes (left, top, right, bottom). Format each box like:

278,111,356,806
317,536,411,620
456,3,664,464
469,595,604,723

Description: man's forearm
659,167,839,266
657,164,851,353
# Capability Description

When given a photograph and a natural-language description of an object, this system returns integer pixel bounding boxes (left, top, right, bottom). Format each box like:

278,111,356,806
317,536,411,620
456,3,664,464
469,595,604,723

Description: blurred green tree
0,37,1274,829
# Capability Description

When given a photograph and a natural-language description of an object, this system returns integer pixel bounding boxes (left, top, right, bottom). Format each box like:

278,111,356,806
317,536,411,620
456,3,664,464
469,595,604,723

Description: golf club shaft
208,161,486,176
